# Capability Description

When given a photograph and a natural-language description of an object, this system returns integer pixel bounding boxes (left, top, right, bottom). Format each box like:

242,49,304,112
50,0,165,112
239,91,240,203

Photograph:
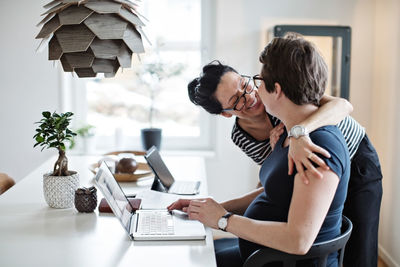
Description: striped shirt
231,115,365,165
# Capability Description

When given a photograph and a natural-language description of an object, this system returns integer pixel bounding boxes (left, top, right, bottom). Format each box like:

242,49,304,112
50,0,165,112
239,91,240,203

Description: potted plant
33,111,79,208
137,53,184,150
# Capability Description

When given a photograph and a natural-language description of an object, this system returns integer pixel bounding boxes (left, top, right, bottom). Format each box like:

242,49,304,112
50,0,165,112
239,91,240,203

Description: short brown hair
259,33,328,105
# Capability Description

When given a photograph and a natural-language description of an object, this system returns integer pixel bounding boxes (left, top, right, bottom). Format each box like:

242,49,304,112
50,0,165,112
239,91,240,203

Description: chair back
243,215,353,267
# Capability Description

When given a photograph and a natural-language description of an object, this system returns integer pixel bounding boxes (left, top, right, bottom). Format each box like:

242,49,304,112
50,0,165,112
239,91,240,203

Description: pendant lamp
36,0,148,78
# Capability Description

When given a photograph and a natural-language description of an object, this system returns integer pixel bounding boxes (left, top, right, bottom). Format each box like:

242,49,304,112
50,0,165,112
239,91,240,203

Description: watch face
218,218,227,230
291,125,305,138
293,126,302,136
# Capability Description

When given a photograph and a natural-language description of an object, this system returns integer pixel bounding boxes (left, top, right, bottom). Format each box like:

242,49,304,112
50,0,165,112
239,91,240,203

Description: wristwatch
288,125,308,139
217,212,233,231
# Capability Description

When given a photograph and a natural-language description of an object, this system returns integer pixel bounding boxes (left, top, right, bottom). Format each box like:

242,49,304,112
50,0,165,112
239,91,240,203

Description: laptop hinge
151,175,168,193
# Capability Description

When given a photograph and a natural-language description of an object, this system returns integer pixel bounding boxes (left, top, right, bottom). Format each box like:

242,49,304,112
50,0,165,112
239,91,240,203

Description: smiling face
213,71,265,119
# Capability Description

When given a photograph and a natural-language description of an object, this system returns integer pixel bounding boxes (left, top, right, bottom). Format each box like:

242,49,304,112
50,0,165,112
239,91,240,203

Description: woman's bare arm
226,168,339,254
167,187,264,216
299,95,353,133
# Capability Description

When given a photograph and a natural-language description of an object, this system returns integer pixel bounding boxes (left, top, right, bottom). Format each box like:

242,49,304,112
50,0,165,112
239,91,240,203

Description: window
63,0,213,151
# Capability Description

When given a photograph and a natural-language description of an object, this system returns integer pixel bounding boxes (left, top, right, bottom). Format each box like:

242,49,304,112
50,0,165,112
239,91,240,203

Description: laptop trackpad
173,213,205,238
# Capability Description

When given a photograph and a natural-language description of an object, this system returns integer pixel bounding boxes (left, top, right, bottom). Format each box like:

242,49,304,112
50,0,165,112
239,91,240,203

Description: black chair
243,216,352,267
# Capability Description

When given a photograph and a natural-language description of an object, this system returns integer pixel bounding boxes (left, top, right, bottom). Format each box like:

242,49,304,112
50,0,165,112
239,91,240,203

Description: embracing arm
226,168,339,254
232,96,352,167
300,95,353,133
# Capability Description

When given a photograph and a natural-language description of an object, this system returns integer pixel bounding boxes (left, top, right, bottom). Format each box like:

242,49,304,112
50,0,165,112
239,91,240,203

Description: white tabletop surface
0,155,216,267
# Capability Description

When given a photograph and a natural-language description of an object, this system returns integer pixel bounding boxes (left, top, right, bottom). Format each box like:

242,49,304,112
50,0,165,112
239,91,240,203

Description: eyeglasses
252,74,263,88
222,75,264,112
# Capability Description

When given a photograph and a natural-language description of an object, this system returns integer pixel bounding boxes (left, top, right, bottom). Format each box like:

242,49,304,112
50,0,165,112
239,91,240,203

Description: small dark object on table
115,158,138,174
75,186,97,213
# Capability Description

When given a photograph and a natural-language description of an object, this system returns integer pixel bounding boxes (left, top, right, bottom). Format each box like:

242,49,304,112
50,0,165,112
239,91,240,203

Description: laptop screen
94,162,134,233
145,146,175,188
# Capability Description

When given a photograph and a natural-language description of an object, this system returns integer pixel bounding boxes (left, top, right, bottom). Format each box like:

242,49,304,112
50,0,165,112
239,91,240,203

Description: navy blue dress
239,126,350,267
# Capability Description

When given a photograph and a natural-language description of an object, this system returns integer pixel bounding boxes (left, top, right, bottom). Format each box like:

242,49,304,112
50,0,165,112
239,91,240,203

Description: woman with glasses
220,75,259,112
171,34,382,267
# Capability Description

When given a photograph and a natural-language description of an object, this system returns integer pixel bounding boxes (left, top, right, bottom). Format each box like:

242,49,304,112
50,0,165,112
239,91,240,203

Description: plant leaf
35,136,44,143
42,111,51,118
47,135,56,141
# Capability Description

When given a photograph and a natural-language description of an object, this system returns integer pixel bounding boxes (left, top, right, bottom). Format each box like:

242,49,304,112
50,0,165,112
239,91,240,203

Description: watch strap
220,212,233,231
223,212,233,219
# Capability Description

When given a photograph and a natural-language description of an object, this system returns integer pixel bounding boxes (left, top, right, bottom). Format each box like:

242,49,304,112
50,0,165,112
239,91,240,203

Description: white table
0,155,216,267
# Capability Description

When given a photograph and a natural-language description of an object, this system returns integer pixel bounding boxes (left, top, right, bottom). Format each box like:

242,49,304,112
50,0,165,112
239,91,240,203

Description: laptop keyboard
169,181,198,194
137,211,174,235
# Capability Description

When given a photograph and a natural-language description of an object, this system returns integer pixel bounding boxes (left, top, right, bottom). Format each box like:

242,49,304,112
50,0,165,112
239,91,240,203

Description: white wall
371,0,400,265
0,0,59,182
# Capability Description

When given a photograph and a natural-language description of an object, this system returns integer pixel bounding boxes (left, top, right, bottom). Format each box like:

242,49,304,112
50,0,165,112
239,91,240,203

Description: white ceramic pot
43,172,79,208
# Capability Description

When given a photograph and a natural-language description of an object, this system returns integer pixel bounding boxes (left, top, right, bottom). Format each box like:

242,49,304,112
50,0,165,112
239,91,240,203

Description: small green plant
69,124,96,149
33,111,77,176
76,124,96,138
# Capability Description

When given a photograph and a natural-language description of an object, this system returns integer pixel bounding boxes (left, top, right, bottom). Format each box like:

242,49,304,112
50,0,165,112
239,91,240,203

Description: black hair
188,60,237,114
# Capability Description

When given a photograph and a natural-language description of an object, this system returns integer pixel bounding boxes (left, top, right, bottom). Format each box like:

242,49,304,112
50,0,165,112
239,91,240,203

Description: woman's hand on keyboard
185,198,227,229
167,199,192,212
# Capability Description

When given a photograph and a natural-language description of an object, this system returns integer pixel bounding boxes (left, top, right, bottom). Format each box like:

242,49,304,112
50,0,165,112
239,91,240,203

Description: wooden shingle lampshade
36,0,147,78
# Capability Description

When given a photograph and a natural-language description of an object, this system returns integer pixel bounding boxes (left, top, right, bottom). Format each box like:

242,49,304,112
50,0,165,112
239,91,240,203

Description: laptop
144,146,201,195
94,161,206,241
